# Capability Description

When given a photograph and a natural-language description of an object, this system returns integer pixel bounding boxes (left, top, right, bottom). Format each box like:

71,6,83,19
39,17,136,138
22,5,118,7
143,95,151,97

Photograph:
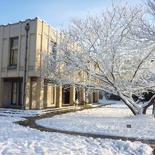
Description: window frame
9,37,19,67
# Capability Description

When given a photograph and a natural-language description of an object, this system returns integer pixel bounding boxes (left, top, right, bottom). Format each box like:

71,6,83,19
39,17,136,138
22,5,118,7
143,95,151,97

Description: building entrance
62,86,70,104
3,78,23,108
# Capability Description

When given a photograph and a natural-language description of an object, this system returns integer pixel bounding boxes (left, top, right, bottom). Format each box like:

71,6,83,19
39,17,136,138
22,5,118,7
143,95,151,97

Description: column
0,78,4,107
30,79,37,109
53,86,56,106
70,85,75,105
56,86,62,108
25,77,31,109
88,90,93,103
80,88,85,105
36,78,44,109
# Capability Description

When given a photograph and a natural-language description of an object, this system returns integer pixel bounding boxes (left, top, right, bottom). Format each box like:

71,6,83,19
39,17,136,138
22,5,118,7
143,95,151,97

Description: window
11,81,22,105
10,37,18,66
50,41,57,60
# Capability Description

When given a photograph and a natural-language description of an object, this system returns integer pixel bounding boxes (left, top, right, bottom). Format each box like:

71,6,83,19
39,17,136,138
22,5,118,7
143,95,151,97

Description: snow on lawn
36,102,155,140
0,116,152,155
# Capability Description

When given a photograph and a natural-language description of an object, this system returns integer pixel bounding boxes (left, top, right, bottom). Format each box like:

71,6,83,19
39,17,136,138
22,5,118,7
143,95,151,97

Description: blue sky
0,0,143,29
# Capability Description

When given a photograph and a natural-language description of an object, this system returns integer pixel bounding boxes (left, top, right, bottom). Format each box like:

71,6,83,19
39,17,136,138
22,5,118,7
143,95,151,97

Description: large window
10,37,18,66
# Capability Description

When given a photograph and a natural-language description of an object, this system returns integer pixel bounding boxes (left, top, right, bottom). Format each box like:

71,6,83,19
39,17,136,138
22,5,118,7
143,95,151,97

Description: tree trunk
119,96,137,115
117,91,155,115
117,91,138,115
142,95,155,114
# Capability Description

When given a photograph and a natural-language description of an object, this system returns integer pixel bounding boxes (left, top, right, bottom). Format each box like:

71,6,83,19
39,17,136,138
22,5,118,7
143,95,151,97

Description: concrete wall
0,18,99,109
0,19,38,78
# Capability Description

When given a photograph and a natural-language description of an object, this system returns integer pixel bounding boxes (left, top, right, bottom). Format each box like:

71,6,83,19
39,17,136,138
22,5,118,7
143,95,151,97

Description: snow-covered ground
0,106,80,117
0,101,153,155
36,101,155,141
0,116,152,155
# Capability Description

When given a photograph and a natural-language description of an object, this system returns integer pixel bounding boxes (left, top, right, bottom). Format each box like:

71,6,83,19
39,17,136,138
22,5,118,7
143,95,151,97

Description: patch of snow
98,99,119,105
0,106,80,117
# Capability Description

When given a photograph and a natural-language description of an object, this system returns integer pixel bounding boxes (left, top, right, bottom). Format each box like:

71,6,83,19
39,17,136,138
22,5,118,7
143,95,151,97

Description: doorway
62,86,70,104
3,78,23,108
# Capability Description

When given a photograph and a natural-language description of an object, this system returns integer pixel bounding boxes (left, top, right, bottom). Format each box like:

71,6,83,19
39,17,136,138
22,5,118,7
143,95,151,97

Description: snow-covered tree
41,3,155,115
133,0,155,42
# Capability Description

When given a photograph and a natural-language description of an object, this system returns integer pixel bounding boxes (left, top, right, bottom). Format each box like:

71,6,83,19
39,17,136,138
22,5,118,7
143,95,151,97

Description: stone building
0,18,99,109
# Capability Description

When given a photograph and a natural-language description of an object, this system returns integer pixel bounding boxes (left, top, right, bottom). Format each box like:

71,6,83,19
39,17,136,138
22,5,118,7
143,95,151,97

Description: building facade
0,18,99,109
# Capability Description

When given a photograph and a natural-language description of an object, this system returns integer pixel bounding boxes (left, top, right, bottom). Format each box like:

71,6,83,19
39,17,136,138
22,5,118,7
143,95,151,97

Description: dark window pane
10,37,18,66
11,83,17,105
11,38,18,49
19,82,23,105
